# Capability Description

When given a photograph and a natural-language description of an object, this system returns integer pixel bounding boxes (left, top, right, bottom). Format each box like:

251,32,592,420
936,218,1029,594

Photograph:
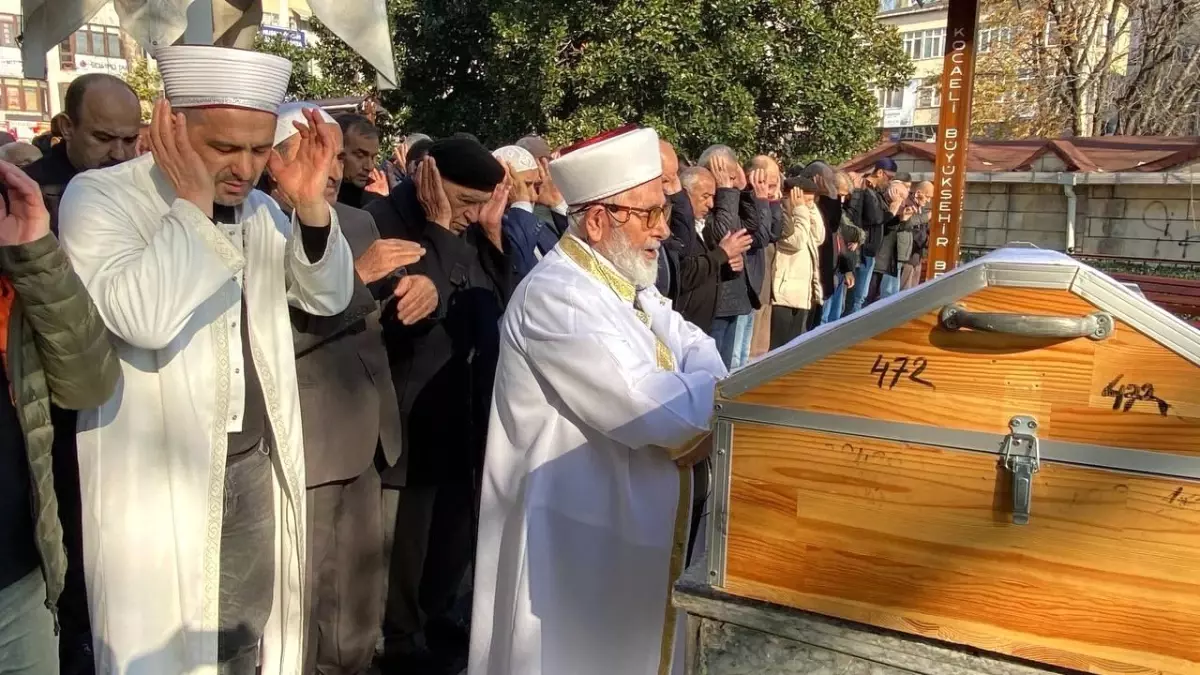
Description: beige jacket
772,202,825,310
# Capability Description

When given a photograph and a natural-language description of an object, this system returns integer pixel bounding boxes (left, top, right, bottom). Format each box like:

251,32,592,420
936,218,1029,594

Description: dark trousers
769,306,810,350
382,480,475,671
686,459,710,566
305,467,385,675
218,445,276,675
51,407,92,675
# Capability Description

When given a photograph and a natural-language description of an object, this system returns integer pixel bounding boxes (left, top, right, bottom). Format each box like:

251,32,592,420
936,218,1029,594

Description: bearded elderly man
471,126,727,675
57,47,354,675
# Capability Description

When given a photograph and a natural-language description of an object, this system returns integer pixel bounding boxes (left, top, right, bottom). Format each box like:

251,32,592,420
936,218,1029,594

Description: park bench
1109,272,1200,328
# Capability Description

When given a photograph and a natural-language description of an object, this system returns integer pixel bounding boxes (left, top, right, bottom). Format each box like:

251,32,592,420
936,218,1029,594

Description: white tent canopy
20,0,397,89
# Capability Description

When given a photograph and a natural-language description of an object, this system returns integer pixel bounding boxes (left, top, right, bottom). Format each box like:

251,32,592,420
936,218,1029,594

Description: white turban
548,127,662,206
156,45,292,114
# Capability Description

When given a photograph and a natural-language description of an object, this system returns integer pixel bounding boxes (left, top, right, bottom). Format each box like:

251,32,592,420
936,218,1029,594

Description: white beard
599,227,660,289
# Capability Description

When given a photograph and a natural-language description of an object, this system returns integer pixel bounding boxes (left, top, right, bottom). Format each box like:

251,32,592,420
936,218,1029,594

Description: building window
978,26,1012,53
879,0,898,11
876,88,905,110
916,86,941,108
263,12,281,27
0,78,49,114
62,24,124,60
0,14,20,48
901,28,945,61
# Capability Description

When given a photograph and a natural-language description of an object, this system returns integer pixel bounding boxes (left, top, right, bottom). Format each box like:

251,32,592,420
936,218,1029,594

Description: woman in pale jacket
770,177,825,349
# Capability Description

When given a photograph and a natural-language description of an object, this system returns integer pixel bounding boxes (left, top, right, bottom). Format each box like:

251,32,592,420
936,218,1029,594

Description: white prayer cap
492,145,538,173
274,102,336,147
155,45,293,114
549,126,662,206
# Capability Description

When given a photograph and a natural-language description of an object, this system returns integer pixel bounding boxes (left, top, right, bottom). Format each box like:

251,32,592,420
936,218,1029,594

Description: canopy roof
19,0,397,89
843,137,1200,173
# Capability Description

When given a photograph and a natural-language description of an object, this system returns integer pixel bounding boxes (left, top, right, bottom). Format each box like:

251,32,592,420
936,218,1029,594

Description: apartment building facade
874,0,949,143
0,0,315,141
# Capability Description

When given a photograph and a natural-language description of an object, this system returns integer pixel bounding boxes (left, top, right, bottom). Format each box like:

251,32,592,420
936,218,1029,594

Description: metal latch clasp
1001,416,1040,525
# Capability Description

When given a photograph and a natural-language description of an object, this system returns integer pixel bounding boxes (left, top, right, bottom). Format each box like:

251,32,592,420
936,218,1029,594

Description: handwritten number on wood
1102,374,1170,416
872,355,935,390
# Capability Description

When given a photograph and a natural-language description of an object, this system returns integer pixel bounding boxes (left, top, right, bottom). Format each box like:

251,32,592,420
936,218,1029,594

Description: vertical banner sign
927,0,981,279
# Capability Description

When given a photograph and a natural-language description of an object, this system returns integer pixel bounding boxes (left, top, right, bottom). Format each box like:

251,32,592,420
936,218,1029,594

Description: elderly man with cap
56,47,355,675
366,137,512,673
470,126,726,675
515,134,570,236
266,102,419,675
493,144,561,280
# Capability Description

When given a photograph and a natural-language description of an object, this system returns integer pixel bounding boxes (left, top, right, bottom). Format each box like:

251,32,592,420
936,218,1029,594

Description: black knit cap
427,138,505,192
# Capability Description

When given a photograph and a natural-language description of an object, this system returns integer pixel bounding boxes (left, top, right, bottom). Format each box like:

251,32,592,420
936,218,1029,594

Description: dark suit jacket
292,202,403,487
23,143,77,236
668,190,729,332
365,179,514,487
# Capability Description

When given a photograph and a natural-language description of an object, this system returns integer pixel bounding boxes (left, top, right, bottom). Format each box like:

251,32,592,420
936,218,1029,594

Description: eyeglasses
573,202,672,229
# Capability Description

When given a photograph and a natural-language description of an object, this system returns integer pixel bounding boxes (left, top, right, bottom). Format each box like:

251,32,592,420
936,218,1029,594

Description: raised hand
719,229,752,260
709,156,733,189
268,107,337,227
749,169,770,200
393,143,409,173
786,186,802,207
478,170,512,250
148,98,214,217
0,160,49,246
365,167,390,196
415,157,452,229
535,158,564,208
508,162,535,204
355,239,426,284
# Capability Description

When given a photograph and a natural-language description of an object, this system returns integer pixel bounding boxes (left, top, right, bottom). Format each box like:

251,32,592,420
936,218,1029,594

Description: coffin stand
680,248,1200,675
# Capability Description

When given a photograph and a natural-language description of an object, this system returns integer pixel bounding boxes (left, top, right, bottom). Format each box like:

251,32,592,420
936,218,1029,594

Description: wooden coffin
708,248,1200,675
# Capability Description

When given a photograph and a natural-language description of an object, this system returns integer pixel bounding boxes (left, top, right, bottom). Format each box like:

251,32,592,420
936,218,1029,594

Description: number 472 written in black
871,355,936,390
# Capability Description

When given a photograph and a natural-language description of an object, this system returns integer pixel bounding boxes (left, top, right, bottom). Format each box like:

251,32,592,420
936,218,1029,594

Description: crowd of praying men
0,70,936,675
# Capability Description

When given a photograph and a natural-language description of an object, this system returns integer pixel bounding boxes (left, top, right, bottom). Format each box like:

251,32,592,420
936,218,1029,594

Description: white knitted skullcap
274,102,336,147
492,145,539,173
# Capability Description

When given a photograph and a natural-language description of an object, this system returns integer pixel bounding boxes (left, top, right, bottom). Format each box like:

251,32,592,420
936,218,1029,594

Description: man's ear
583,206,606,245
59,115,76,143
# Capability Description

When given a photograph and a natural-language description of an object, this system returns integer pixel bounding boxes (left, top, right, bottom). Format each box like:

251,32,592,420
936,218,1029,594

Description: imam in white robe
57,153,354,675
470,234,727,675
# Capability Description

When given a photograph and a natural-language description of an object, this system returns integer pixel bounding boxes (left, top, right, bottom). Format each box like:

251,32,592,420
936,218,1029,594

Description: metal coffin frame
705,247,1200,587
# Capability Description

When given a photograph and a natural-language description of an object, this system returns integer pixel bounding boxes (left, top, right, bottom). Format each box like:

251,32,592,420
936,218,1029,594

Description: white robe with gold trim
57,154,354,675
469,235,726,675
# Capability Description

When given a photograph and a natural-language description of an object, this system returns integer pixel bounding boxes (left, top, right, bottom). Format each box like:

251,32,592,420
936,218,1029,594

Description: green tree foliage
123,55,163,122
259,0,910,164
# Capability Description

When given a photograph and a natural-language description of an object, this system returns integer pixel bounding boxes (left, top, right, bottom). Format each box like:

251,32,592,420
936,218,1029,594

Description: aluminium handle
939,304,1115,341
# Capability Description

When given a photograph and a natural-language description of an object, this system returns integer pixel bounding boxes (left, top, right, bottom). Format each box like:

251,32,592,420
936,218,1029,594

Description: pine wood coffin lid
722,247,1200,399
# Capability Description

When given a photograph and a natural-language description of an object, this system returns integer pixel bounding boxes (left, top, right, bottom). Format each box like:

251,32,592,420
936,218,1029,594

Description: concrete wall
963,183,1200,260
875,152,1200,261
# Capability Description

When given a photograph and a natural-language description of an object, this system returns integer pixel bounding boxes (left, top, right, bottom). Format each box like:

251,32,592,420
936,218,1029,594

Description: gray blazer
293,202,403,487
